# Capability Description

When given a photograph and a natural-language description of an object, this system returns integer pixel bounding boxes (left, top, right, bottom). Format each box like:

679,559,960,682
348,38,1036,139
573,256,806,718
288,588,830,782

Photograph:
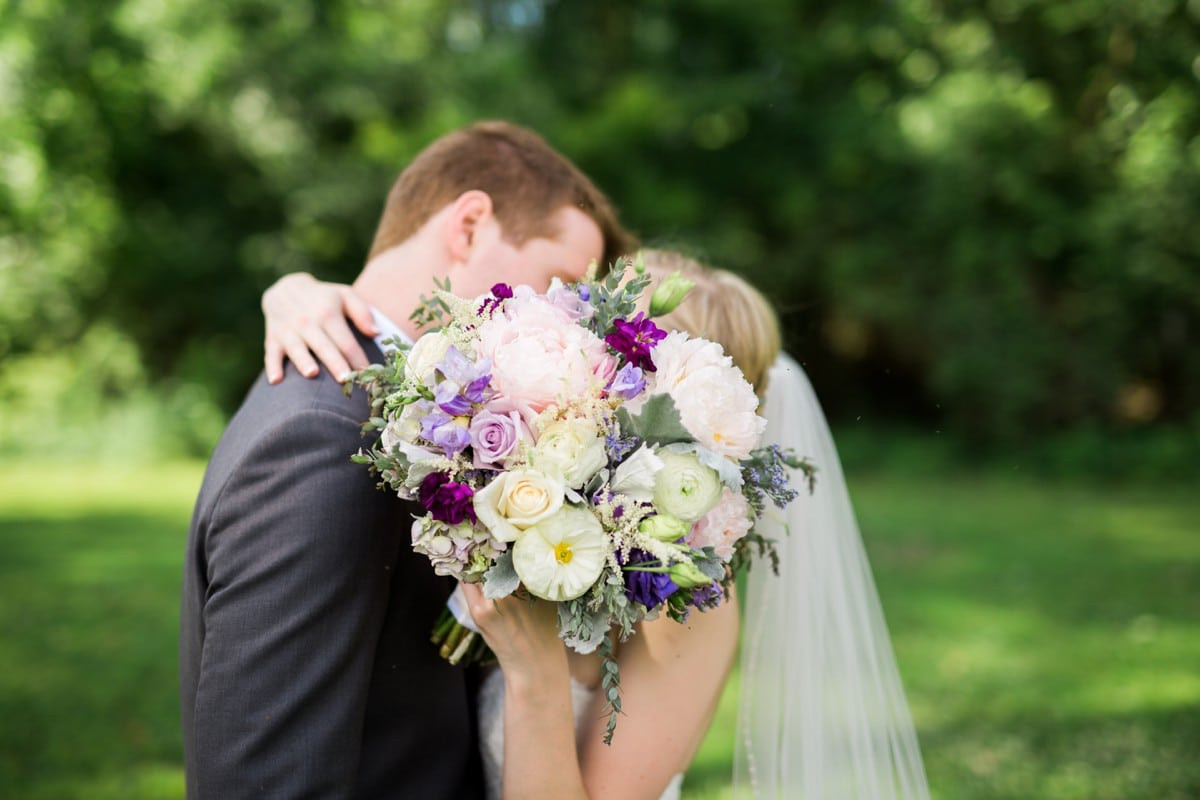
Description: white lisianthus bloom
532,418,608,488
473,468,565,542
404,331,453,383
610,444,665,502
512,506,607,601
653,451,723,523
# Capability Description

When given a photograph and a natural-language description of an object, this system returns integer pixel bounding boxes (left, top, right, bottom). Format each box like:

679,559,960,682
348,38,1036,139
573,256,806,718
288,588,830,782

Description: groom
180,121,633,798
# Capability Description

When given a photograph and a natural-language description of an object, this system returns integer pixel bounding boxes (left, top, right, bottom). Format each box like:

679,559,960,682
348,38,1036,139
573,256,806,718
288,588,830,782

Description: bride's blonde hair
639,249,781,394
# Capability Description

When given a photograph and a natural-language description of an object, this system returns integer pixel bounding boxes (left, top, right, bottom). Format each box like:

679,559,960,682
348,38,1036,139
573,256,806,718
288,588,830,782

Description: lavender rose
469,409,527,467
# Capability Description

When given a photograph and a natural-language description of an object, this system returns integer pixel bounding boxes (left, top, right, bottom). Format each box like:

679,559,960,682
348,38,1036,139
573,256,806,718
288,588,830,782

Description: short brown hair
368,121,636,266
640,249,781,394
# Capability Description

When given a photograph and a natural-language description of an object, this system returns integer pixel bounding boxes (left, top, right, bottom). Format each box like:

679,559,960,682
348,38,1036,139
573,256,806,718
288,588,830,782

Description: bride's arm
461,582,738,800
261,273,378,383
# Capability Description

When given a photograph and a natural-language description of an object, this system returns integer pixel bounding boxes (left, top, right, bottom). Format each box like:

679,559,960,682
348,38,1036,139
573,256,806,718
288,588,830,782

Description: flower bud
648,270,696,317
638,513,690,542
668,560,713,589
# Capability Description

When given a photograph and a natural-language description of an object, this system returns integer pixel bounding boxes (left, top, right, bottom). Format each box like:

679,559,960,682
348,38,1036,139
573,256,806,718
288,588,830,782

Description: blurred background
1,1,1197,798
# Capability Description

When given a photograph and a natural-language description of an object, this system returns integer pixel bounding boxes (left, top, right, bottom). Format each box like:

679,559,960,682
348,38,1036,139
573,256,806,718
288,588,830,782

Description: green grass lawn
1,460,1197,799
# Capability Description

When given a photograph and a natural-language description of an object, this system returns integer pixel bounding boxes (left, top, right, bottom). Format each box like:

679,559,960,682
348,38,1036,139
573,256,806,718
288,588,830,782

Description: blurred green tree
1,0,1196,452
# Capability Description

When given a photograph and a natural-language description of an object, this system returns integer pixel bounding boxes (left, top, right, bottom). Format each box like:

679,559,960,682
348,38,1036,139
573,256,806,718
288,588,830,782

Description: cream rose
472,468,565,542
532,418,608,489
404,331,453,383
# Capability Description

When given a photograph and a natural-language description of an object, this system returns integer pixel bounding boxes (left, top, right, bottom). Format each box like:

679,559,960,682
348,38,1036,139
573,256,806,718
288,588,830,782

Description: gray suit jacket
180,334,483,799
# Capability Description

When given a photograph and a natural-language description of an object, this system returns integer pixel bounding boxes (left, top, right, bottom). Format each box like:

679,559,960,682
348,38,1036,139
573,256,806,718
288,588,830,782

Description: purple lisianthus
469,408,526,467
622,549,678,608
604,313,666,372
418,472,477,525
606,363,646,399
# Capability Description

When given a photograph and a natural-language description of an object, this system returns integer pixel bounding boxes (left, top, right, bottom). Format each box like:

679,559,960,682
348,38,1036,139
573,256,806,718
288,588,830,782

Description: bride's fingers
294,322,354,381
320,309,371,373
274,327,320,379
265,336,286,384
339,285,379,340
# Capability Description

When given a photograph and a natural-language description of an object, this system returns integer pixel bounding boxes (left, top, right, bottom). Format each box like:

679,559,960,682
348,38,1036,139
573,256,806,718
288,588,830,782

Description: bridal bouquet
350,259,811,741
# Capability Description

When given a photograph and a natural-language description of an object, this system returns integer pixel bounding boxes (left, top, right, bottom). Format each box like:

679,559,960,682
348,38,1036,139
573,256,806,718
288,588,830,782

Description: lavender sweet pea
421,410,471,456
606,363,646,400
469,409,526,467
433,346,492,416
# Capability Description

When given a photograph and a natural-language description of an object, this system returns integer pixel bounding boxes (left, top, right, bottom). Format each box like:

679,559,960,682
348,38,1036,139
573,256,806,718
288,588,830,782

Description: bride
261,252,931,800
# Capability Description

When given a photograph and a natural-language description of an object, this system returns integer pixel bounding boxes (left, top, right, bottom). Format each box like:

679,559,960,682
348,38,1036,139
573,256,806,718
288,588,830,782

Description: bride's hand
459,583,569,685
262,272,378,384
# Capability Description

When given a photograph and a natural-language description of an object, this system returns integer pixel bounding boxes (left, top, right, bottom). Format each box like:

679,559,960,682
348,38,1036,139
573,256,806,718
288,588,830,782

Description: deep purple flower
606,363,646,399
622,549,678,608
604,313,666,372
418,472,477,525
477,283,514,316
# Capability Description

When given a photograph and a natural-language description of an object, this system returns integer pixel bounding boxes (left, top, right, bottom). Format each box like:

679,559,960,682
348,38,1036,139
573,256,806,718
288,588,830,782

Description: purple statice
621,549,678,608
688,581,724,610
740,443,801,517
606,363,645,400
418,472,477,525
603,424,639,463
604,313,666,372
476,283,514,316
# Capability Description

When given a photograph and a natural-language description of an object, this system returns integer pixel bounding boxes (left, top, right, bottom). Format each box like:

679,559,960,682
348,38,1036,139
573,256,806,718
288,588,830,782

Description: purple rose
621,549,678,608
606,363,646,399
604,313,667,372
418,472,477,525
469,409,526,467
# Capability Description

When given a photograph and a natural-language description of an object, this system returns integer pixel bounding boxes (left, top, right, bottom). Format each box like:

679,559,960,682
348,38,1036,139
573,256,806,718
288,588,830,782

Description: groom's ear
444,190,495,264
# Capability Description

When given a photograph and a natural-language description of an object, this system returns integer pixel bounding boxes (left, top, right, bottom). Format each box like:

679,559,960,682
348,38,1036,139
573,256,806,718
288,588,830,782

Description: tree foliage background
2,0,1198,461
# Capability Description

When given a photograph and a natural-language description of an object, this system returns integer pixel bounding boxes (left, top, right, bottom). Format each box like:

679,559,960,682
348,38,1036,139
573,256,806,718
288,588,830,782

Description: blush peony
475,296,616,419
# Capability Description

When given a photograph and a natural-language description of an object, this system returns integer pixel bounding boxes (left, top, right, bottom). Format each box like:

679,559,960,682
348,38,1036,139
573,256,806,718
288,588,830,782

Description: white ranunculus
404,331,453,383
531,418,608,489
653,451,724,523
512,506,607,601
610,444,665,502
473,468,565,542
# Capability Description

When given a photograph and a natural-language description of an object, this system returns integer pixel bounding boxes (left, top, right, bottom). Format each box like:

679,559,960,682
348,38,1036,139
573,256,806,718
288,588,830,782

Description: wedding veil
733,353,931,799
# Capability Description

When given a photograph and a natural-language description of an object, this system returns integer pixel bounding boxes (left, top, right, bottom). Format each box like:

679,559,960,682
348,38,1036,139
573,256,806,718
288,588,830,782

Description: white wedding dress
477,667,685,800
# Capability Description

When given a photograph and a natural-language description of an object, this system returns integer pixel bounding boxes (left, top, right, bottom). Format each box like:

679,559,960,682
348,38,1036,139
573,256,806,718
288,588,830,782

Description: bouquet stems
430,605,494,666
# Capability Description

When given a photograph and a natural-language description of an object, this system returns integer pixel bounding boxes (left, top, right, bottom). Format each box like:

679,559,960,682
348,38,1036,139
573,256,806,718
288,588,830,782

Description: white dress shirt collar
371,307,412,354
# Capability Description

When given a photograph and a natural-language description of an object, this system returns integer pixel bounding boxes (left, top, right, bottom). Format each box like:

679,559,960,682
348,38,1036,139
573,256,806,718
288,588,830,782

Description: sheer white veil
733,353,931,799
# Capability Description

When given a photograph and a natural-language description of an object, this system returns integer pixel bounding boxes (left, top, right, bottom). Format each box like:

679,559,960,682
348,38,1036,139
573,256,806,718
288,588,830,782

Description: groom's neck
353,239,445,341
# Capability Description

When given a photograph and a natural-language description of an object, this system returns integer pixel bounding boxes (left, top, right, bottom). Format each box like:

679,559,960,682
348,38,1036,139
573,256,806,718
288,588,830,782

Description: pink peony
686,487,752,560
475,295,616,418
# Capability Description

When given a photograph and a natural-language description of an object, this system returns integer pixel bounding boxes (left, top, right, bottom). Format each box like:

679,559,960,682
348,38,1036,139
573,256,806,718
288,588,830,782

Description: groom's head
366,121,634,294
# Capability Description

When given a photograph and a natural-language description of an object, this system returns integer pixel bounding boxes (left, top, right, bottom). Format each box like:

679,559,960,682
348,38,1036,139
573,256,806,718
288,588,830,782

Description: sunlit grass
1,461,1197,799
